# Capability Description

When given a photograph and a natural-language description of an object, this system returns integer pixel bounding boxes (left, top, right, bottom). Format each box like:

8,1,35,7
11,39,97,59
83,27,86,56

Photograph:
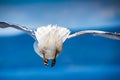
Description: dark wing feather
0,22,35,38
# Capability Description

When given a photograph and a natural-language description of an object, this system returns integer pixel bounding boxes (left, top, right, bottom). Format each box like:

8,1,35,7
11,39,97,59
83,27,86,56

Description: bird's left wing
67,30,120,40
0,22,35,38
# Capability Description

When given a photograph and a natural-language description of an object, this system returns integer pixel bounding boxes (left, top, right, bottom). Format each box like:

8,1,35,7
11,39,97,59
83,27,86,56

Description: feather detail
35,25,70,44
34,25,70,59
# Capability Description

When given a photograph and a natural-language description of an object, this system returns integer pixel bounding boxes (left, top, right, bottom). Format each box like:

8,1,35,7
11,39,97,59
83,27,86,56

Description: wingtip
0,22,11,28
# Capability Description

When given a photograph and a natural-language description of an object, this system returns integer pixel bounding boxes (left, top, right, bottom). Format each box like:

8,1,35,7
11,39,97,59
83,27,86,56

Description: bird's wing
67,30,120,40
0,22,35,38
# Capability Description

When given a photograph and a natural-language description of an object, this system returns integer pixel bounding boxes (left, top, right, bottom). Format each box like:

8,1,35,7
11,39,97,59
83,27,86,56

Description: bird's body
34,25,70,59
0,21,120,67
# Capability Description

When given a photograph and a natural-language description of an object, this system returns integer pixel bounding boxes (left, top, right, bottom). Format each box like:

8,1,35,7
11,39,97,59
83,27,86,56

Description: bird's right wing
67,30,120,40
0,22,35,38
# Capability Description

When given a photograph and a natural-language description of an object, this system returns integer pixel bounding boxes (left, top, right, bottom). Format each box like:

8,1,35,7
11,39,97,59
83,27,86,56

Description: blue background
0,0,120,80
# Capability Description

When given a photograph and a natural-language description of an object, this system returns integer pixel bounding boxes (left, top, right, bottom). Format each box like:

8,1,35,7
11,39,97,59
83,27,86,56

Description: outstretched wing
68,30,120,40
0,22,35,38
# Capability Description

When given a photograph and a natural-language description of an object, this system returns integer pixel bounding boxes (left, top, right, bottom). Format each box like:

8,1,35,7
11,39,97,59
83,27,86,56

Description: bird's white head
33,25,70,66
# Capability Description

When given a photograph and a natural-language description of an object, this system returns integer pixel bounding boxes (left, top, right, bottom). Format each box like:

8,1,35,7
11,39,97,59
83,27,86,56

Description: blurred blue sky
0,0,120,35
0,0,120,80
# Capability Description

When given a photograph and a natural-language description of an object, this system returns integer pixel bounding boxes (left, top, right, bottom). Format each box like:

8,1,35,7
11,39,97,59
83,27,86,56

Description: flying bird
0,22,120,67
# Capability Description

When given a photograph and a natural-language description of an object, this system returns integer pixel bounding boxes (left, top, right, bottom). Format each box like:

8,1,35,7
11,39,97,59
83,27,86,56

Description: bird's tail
35,24,70,43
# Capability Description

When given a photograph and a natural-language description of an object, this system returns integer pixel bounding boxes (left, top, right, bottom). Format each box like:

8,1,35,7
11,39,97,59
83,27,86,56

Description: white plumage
34,25,70,59
0,22,120,67
35,25,70,42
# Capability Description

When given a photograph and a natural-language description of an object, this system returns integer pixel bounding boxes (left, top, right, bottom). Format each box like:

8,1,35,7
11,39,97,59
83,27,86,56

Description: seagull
0,22,120,67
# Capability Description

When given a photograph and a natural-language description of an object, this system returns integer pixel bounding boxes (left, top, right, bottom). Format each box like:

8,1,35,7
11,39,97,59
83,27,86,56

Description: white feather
35,25,70,44
33,41,43,58
34,25,70,59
